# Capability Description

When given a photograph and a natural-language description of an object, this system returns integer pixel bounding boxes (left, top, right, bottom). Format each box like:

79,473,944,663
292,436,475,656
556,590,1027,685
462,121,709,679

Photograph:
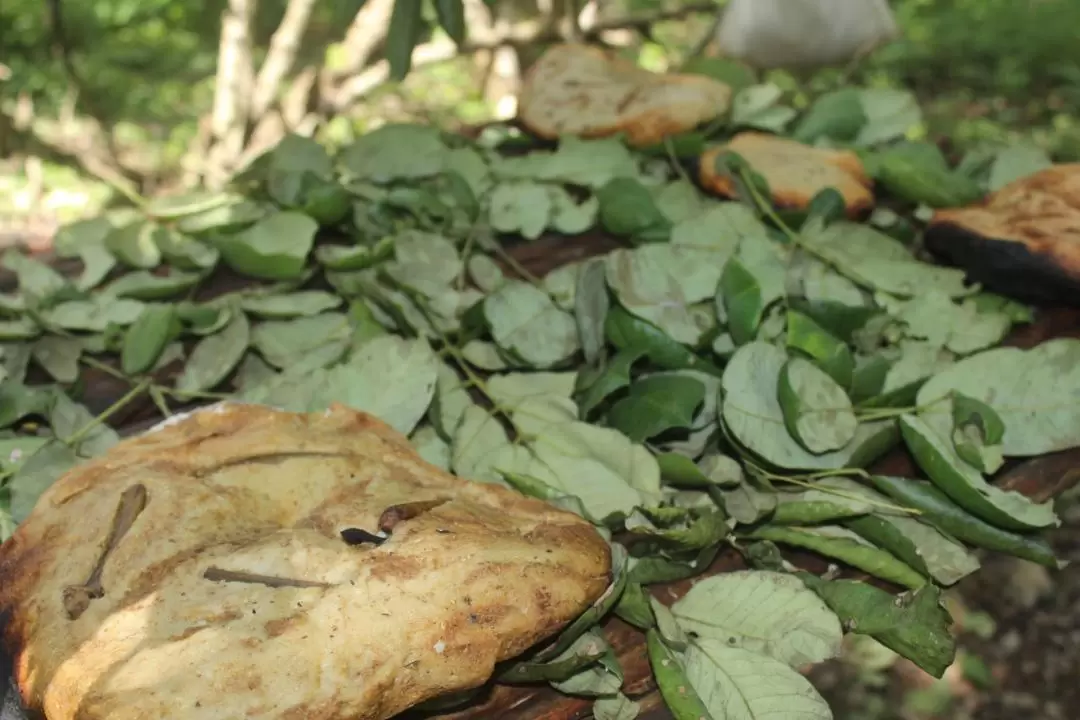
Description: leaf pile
0,84,1074,720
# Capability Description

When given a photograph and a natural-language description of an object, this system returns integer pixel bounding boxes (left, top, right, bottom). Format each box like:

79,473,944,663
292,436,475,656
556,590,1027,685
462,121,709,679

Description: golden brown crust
518,43,732,147
926,164,1080,303
699,132,874,217
0,403,611,720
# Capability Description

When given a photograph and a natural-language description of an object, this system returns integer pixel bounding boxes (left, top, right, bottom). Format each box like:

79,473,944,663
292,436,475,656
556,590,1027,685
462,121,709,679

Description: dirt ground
812,490,1080,720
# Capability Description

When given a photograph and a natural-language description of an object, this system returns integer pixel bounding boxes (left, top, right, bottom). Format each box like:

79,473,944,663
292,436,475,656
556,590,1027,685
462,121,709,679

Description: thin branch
250,0,318,119
208,0,258,187
326,1,719,112
335,0,396,78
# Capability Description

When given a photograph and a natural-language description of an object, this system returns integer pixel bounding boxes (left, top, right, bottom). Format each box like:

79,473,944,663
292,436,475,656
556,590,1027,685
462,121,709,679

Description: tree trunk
207,0,258,188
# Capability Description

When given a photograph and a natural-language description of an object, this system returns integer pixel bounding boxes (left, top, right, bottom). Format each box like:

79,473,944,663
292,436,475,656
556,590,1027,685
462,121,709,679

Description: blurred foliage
3,0,1080,220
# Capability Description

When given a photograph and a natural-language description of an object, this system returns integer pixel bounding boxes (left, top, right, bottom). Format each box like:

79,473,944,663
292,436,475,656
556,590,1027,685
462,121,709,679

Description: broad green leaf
386,0,424,80
624,507,728,552
103,269,201,300
239,291,343,319
155,228,220,270
574,258,609,366
731,83,796,132
145,190,234,220
800,220,970,298
607,376,705,443
488,181,551,240
875,142,984,207
799,575,955,678
847,512,980,587
251,313,352,369
645,630,714,720
718,478,778,525
771,477,879,526
951,392,1005,474
104,220,163,268
988,143,1052,191
430,363,471,439
793,87,867,143
450,404,522,484
855,88,923,147
719,258,763,345
0,382,54,429
576,349,643,417
605,306,721,376
176,312,251,393
592,692,640,720
722,342,897,470
214,211,317,280
484,281,579,368
672,571,842,667
898,414,1057,531
500,630,607,683
492,136,637,189
411,425,451,470
244,336,438,435
916,339,1080,457
748,525,927,590
2,249,70,303
684,638,831,720
778,357,859,454
49,393,120,457
0,319,40,341
316,238,395,271
894,291,1011,355
121,304,178,375
657,452,743,489
8,441,80,523
30,337,81,383
42,297,145,332
549,631,623,697
786,310,855,388
467,254,505,293
597,177,671,240
176,198,266,234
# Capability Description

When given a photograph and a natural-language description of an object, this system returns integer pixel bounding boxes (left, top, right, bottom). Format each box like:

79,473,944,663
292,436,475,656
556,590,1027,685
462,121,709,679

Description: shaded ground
813,490,1080,720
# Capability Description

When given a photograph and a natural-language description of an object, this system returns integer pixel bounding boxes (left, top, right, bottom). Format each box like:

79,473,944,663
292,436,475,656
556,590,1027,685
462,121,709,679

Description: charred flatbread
926,163,1080,304
518,43,732,147
699,132,874,216
0,403,611,720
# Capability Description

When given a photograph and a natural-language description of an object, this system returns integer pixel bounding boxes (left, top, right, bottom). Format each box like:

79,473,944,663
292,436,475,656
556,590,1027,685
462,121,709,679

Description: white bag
716,0,899,71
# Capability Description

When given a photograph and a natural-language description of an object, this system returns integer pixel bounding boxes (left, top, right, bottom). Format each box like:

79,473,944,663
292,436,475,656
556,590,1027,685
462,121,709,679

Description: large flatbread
926,163,1080,304
0,403,611,720
518,43,732,147
699,132,874,216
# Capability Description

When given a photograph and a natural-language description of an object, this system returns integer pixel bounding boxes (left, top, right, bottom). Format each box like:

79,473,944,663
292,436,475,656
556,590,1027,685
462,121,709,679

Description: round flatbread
0,403,611,720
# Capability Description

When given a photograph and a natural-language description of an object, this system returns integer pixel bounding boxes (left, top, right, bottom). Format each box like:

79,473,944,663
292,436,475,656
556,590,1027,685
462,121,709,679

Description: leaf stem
65,378,151,447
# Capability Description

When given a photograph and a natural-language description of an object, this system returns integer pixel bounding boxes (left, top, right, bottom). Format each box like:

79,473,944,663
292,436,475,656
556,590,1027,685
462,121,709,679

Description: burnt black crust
924,221,1080,306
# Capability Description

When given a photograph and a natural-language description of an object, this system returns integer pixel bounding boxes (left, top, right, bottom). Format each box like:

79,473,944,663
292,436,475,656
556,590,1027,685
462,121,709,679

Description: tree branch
250,0,318,119
208,0,258,187
326,1,719,112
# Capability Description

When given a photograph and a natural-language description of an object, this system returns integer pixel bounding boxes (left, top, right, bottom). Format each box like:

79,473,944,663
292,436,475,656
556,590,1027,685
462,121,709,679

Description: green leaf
0,319,40,342
597,177,671,240
846,512,980,587
155,228,220,271
951,392,1005,474
316,237,395,271
624,507,728,552
145,190,235,220
731,83,797,132
251,312,352,370
549,631,623,697
339,124,448,184
855,88,923,147
778,357,859,454
243,336,438,435
70,241,117,292
176,311,251,393
799,575,955,678
214,211,317,280
239,291,343,319
771,477,878,526
628,544,719,585
607,376,706,443
671,570,842,667
916,339,1080,457
645,630,714,720
121,304,178,375
2,249,70,304
42,297,145,332
574,258,609,367
104,220,163,268
898,414,1057,531
8,441,80,523
605,306,721,376
500,630,607,683
576,349,643,417
488,181,551,240
716,477,778,525
103,269,201,300
29,337,81,383
793,87,868,143
876,142,984,208
386,0,424,80
719,258,763,345
592,692,640,720
722,342,897,471
683,637,831,720
176,198,266,235
0,382,54,429
484,281,579,368
988,143,1052,190
749,525,928,590
786,310,854,389
893,290,1012,355
867,475,1063,569
800,220,970,298
657,452,743,489
614,582,655,630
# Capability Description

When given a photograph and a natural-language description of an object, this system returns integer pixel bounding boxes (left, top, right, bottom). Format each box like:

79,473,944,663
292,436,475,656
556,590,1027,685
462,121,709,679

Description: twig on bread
203,567,332,589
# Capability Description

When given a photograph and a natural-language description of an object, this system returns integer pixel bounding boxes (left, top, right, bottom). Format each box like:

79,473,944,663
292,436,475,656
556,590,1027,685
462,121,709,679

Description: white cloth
716,0,899,71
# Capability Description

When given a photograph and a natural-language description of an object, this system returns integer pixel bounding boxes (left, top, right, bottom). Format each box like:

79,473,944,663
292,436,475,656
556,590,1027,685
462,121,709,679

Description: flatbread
699,132,874,216
926,163,1080,304
0,403,611,720
518,43,732,147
